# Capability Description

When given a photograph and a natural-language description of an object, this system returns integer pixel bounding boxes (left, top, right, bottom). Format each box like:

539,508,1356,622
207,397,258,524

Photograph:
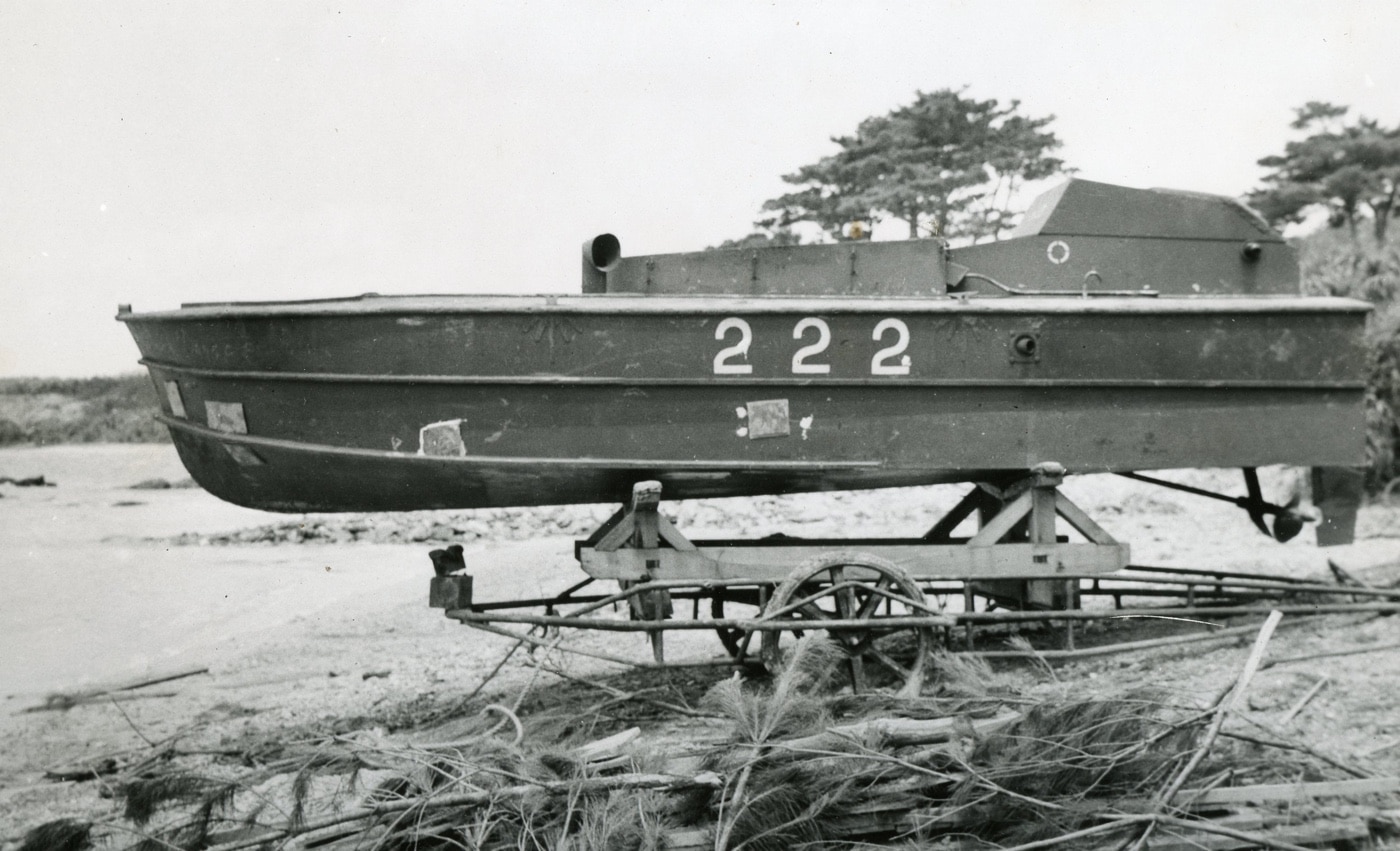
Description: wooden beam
1176,776,1400,806
1055,491,1119,544
580,541,1128,581
968,490,1034,546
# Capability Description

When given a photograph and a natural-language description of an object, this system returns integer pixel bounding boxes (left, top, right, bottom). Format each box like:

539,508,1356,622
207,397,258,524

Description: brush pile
16,633,1400,851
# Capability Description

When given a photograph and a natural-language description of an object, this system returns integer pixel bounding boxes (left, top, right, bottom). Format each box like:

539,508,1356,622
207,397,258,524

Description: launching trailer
120,180,1371,690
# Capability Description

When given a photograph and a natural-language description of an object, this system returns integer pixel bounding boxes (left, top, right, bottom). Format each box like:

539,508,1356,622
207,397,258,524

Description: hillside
0,374,169,446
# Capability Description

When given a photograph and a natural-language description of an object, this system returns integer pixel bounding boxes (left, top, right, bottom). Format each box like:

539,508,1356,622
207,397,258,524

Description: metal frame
433,463,1137,668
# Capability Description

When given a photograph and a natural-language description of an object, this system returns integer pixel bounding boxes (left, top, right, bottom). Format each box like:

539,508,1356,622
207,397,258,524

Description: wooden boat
118,180,1369,514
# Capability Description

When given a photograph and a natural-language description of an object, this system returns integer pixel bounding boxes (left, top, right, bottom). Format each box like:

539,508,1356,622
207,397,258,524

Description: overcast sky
2,1,1397,377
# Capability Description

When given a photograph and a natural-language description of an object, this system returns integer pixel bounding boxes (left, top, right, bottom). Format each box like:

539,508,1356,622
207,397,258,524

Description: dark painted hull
121,294,1370,512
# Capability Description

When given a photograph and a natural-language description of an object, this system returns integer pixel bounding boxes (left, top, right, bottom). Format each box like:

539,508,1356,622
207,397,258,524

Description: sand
2,443,1399,842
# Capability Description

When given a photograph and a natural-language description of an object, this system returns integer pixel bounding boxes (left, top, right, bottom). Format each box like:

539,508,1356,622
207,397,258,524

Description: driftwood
672,808,1377,851
1224,719,1372,779
1116,612,1284,851
1178,775,1400,806
27,690,179,713
25,666,209,712
0,475,53,486
1280,675,1329,724
1262,640,1400,669
1145,816,1369,851
775,709,1023,751
1158,611,1283,809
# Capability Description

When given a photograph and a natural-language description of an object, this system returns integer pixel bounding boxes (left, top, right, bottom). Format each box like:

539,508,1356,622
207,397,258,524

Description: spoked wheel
759,552,935,696
711,586,765,659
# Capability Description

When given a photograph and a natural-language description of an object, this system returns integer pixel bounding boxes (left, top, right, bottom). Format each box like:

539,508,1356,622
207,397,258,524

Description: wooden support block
630,480,662,513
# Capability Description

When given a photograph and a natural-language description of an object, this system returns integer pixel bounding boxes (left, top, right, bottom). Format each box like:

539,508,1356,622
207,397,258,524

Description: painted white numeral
791,317,832,374
871,318,911,375
713,317,754,375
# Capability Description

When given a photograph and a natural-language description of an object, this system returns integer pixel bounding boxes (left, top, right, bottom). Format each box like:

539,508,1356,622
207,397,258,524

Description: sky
2,1,1397,377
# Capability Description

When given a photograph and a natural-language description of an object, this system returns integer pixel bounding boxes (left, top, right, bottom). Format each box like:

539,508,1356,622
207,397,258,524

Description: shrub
0,374,169,445
1298,228,1400,491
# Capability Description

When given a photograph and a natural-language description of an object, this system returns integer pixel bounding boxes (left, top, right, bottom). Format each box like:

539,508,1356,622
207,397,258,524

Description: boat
118,179,1370,515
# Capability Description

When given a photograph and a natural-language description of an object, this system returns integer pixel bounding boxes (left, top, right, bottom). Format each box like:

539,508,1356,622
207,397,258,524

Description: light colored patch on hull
419,418,467,457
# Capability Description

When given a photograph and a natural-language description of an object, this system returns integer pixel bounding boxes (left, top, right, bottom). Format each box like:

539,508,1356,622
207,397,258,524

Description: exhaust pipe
581,233,621,294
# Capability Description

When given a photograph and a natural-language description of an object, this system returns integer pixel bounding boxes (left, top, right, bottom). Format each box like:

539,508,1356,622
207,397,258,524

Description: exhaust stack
581,233,621,294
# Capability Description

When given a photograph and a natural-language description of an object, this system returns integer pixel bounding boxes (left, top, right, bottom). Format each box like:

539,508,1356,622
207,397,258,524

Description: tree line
714,89,1400,493
716,88,1399,248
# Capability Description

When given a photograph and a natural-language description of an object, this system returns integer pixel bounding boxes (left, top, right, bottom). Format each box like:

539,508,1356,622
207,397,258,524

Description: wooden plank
579,542,1129,581
775,711,1022,752
1147,818,1369,851
660,827,710,850
1176,776,1400,806
1142,811,1264,851
572,727,641,762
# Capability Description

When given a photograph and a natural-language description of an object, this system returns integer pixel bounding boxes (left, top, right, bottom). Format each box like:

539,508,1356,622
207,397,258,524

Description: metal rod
461,621,737,668
1089,575,1400,599
553,578,767,619
450,611,957,631
962,271,1159,298
1116,472,1294,516
1120,562,1316,582
972,619,1309,661
956,602,1400,623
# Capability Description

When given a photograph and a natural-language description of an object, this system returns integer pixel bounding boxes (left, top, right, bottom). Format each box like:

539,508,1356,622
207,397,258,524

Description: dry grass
15,633,1379,850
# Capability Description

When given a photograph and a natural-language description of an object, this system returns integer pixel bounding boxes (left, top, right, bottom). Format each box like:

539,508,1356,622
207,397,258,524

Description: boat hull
122,294,1370,512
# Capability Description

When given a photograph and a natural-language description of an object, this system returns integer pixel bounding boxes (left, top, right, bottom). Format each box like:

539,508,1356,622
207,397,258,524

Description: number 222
713,317,911,376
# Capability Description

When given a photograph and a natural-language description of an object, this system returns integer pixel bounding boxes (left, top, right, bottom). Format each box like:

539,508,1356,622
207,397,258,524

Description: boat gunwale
139,356,1370,390
118,293,1374,322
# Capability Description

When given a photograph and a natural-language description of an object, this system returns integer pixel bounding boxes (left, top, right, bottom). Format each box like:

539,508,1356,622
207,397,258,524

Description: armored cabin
586,179,1297,298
